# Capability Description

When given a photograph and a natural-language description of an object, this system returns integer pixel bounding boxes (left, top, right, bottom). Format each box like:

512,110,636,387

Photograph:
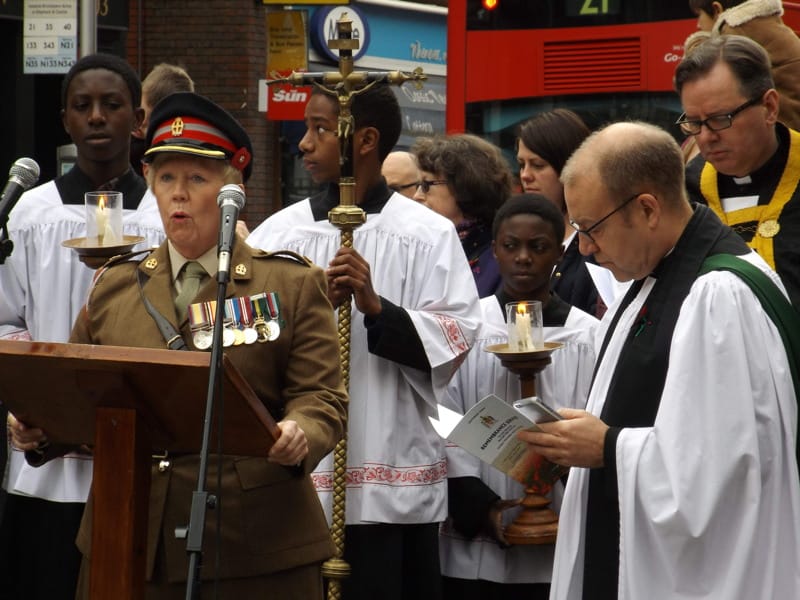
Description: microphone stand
183,262,231,600
0,225,13,264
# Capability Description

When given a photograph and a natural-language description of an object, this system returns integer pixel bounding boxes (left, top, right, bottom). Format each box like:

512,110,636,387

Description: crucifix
266,13,425,600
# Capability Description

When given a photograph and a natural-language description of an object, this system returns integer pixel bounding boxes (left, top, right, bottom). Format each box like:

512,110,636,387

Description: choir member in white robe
247,84,481,600
438,195,597,600
0,53,165,600
0,183,163,499
520,122,800,600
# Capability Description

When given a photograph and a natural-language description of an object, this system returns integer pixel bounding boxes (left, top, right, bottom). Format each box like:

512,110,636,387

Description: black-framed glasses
675,96,762,136
389,181,421,192
417,179,448,194
569,193,640,244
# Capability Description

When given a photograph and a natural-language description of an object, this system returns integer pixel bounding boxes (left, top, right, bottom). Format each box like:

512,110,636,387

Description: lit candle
95,195,108,245
95,195,121,245
85,191,123,246
514,302,535,351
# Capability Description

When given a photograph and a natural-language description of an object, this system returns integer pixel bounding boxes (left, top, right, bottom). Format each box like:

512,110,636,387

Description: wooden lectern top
0,340,280,456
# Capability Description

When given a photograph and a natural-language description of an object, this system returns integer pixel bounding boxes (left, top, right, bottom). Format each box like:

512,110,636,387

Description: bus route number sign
566,0,621,17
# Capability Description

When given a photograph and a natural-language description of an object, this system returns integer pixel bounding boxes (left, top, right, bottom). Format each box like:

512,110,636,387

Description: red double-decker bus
445,2,700,152
448,1,800,154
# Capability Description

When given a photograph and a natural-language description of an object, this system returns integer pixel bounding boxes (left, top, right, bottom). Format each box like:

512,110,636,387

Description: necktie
174,261,207,319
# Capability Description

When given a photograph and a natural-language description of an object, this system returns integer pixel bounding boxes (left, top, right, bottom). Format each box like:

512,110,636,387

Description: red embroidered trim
312,459,448,492
433,313,470,355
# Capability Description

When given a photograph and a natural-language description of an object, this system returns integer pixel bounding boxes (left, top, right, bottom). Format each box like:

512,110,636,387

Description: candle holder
485,341,564,544
62,235,146,269
85,191,124,246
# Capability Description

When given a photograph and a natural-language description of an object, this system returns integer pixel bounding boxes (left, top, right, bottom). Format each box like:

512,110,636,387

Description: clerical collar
55,164,147,210
309,180,394,222
717,123,788,202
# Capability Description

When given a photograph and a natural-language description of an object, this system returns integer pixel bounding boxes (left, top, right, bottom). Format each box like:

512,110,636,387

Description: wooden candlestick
485,342,563,545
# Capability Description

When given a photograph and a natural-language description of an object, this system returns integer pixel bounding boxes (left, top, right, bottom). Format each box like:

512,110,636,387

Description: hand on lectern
267,419,309,467
7,412,47,452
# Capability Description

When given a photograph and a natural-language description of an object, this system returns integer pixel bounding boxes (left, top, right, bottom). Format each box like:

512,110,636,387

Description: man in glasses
676,34,800,309
381,150,420,199
518,120,800,599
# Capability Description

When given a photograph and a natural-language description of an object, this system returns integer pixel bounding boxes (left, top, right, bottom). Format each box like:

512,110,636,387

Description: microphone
0,157,40,227
216,183,246,279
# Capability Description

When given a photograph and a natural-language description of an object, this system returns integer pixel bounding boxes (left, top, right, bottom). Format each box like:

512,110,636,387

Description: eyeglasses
569,193,640,244
389,181,421,192
417,179,448,194
675,96,762,136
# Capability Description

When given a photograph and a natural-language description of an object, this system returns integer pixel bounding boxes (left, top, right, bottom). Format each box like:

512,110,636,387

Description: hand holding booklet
430,394,566,493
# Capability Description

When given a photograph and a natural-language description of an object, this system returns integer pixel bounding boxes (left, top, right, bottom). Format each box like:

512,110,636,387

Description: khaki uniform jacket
69,238,347,583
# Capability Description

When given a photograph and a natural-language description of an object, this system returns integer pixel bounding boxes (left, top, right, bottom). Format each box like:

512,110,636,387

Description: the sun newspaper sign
262,76,312,121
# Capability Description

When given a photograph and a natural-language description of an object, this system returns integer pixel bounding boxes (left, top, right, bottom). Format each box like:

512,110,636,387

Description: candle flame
516,302,528,316
98,195,107,210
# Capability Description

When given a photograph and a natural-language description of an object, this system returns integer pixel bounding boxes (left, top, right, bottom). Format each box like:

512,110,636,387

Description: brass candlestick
485,342,563,544
62,235,145,269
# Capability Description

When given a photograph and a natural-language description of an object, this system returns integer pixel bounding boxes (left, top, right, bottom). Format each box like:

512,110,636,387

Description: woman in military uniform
14,92,348,599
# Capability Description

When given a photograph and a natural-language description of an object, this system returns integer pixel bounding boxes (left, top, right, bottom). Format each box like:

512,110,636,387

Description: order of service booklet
430,394,566,492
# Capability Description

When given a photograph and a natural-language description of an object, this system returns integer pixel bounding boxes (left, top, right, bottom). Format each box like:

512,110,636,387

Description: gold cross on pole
266,13,426,600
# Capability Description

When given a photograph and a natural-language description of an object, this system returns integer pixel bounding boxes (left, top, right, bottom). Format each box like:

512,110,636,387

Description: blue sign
309,5,371,63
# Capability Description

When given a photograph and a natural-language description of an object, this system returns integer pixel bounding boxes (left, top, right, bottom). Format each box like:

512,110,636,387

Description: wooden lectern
0,340,279,599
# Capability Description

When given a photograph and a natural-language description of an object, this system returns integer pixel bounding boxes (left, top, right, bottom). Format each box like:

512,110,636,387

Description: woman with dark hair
517,109,605,316
413,134,513,297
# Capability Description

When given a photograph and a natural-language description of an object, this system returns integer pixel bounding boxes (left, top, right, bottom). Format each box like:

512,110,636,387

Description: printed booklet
430,394,566,490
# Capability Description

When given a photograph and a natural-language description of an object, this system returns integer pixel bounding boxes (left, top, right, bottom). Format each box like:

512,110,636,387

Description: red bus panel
463,20,695,104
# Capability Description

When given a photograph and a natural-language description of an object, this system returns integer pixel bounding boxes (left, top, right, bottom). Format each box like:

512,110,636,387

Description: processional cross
266,14,425,600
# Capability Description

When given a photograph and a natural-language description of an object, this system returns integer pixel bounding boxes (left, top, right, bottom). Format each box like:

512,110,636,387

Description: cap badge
170,117,185,137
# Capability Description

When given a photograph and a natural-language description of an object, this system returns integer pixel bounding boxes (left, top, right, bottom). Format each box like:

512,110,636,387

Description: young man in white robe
519,121,800,600
247,85,482,600
0,54,164,599
439,194,597,600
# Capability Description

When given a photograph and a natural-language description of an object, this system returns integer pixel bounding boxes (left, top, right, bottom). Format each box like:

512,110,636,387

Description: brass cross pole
267,13,425,600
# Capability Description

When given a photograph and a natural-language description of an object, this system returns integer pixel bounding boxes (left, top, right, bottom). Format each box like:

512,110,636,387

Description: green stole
699,254,800,464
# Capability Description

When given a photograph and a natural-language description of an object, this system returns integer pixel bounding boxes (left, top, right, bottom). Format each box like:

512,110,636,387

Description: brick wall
126,0,281,228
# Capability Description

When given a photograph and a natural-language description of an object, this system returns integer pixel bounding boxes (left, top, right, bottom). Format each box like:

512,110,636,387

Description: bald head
562,121,688,210
562,122,694,281
382,151,421,198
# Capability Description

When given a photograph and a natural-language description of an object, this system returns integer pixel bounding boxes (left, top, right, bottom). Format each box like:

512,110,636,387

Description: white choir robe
440,296,597,584
0,183,165,503
247,192,482,525
551,253,800,600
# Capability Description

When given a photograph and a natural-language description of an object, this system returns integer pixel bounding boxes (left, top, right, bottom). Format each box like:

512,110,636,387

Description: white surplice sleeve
615,270,800,600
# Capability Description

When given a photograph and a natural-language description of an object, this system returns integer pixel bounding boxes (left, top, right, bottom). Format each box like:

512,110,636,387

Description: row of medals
188,292,280,350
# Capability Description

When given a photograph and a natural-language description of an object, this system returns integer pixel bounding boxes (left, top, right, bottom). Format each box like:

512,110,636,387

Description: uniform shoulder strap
256,249,313,267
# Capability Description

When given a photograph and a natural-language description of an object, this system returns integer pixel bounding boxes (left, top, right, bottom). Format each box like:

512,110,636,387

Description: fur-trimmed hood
713,0,783,33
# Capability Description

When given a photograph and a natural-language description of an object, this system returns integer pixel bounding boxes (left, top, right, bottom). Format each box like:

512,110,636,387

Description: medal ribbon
266,292,280,321
188,302,210,332
239,296,254,327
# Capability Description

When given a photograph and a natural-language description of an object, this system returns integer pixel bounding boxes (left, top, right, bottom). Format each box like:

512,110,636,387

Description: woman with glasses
412,134,513,297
